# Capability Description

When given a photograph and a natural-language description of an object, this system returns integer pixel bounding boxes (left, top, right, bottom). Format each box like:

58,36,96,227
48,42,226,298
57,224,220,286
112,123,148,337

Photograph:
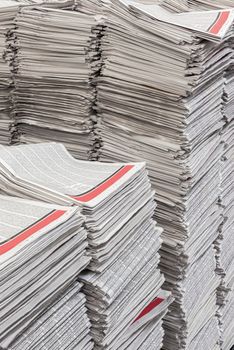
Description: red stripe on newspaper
0,210,66,255
72,165,134,203
133,297,164,323
209,11,230,35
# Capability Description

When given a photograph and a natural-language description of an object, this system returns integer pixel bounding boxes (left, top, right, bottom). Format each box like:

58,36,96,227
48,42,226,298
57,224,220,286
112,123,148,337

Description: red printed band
133,297,164,323
72,165,134,203
209,11,230,35
0,209,67,256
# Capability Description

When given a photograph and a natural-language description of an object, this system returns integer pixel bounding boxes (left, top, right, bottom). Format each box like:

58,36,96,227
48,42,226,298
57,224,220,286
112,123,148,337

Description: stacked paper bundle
155,3,234,347
219,74,234,303
215,33,234,348
0,141,172,349
0,1,22,145
95,1,234,348
10,4,100,159
0,195,92,350
218,117,234,347
10,283,93,350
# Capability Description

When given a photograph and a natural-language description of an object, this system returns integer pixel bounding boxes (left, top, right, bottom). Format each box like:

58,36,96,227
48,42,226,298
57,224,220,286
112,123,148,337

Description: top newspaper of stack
0,142,146,208
121,0,234,41
0,196,81,264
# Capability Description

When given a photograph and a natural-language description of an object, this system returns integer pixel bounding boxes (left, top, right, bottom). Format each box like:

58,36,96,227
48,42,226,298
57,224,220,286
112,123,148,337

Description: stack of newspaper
10,4,100,159
216,34,234,347
9,282,93,350
0,1,21,145
0,195,92,350
218,119,234,348
0,141,172,349
157,3,234,347
95,1,234,348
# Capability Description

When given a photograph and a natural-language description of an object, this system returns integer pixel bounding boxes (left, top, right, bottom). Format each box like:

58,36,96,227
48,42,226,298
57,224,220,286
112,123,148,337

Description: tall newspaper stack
216,25,234,349
10,3,101,159
0,195,92,350
0,142,172,349
95,1,234,348
160,1,234,346
0,1,21,145
218,72,234,349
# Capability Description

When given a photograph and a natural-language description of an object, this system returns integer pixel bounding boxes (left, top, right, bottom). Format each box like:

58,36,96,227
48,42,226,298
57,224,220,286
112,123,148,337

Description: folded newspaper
0,195,91,349
0,141,173,349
